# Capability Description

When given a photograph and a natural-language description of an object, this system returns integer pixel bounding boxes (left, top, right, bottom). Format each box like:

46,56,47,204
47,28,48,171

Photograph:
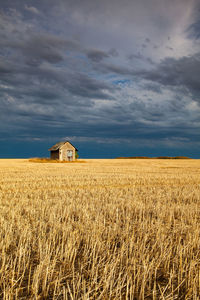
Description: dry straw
0,158,199,299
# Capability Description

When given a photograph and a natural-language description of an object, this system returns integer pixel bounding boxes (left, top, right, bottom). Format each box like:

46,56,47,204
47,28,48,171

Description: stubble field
0,158,199,299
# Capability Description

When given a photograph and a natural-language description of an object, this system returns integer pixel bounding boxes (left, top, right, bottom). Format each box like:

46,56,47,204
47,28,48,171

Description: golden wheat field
0,158,200,300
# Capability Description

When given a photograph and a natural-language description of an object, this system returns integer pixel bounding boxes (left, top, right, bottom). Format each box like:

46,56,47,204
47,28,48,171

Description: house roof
48,141,78,151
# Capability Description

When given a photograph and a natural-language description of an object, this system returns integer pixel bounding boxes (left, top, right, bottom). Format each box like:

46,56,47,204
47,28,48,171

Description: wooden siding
50,150,59,160
49,142,77,161
60,142,76,161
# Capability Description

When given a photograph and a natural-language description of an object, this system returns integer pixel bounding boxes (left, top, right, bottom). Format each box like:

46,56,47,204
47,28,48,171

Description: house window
67,150,73,161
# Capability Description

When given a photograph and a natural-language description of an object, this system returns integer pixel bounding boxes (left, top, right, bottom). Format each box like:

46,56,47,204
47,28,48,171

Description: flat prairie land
0,159,200,299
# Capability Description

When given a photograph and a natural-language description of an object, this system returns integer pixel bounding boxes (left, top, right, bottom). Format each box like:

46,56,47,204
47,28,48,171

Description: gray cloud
145,38,151,43
142,54,200,98
25,5,40,15
142,83,162,94
1,33,79,65
127,53,155,65
108,48,119,57
86,49,109,62
0,0,200,157
94,52,200,102
187,23,200,39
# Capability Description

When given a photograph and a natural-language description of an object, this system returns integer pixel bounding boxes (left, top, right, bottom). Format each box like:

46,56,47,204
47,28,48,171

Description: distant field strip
0,159,199,299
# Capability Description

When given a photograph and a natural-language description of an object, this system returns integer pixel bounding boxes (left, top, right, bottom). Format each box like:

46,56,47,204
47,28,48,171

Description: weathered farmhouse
48,141,78,161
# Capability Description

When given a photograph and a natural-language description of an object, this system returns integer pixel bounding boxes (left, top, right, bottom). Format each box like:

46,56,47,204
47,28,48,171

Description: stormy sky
0,0,200,158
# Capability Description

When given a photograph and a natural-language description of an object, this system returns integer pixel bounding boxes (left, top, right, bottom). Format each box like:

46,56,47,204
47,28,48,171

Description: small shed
48,141,78,161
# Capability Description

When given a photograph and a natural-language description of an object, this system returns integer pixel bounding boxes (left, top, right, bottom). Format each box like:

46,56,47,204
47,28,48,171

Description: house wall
50,150,59,160
60,142,76,161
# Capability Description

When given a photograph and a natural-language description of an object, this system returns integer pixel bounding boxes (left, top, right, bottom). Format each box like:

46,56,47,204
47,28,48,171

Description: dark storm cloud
142,83,162,94
141,54,200,98
0,0,200,157
0,55,114,102
0,31,80,65
0,59,14,74
37,65,116,100
20,35,65,64
65,73,115,99
0,8,115,100
191,22,200,39
86,49,109,62
108,48,119,57
86,48,118,62
0,63,114,101
127,53,155,65
95,52,200,102
187,19,200,39
127,53,144,60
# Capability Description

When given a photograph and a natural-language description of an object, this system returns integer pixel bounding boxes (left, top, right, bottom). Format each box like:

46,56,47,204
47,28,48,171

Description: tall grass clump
0,158,199,299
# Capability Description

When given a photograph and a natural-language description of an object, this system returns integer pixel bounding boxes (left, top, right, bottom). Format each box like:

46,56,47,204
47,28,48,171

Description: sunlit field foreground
0,159,199,299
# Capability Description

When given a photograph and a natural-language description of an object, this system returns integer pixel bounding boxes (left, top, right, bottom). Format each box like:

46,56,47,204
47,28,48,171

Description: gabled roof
48,141,78,151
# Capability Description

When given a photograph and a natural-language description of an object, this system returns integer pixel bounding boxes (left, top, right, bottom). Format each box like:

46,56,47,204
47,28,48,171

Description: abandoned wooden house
48,141,78,161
